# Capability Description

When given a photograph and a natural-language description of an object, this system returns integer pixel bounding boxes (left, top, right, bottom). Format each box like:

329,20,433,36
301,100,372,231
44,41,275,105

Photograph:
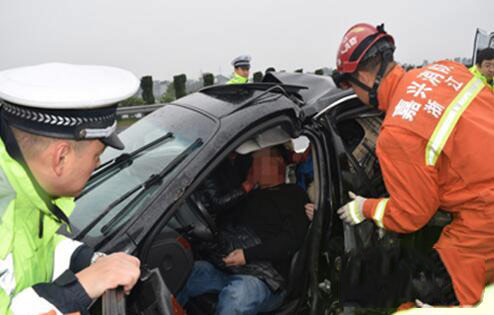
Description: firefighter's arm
362,127,440,233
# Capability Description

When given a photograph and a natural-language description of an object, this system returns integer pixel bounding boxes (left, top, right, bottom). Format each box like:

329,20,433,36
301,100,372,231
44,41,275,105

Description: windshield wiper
75,138,203,241
79,132,174,198
95,132,174,175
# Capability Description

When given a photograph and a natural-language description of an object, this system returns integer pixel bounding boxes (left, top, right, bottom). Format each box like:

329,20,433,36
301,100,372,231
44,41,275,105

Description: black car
66,72,446,315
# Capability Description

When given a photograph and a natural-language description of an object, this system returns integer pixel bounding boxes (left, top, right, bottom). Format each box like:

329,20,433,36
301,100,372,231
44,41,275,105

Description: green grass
117,118,138,133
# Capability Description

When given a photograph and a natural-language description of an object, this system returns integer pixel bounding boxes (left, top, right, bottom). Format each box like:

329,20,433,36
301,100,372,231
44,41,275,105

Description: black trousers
340,246,459,308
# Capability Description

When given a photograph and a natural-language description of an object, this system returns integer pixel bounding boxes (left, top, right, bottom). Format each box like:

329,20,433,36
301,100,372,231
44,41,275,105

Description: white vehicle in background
472,28,494,64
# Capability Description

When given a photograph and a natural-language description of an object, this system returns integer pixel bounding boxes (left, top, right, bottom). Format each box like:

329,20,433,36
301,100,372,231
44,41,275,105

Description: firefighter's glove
337,191,366,225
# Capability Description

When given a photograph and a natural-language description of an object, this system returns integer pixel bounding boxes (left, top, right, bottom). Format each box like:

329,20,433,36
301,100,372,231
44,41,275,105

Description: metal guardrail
116,104,166,116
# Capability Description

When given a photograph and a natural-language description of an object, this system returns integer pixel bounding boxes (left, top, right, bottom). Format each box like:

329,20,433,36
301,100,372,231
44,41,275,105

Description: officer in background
470,47,494,90
0,63,141,314
227,55,251,84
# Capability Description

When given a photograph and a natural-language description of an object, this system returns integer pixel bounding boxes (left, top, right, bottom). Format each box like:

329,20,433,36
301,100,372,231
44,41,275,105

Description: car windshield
69,104,216,246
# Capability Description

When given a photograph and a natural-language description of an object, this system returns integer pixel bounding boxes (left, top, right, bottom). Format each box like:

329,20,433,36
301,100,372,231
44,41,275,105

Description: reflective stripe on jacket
0,139,83,314
227,73,248,84
469,65,493,91
362,62,494,305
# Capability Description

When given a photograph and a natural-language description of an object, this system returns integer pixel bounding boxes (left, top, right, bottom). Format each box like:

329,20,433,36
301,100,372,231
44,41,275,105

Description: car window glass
337,116,385,197
158,201,199,233
70,105,216,247
350,117,381,179
337,117,381,177
175,199,207,229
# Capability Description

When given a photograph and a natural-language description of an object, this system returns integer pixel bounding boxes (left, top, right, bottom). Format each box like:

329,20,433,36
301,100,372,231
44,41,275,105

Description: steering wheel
188,194,218,239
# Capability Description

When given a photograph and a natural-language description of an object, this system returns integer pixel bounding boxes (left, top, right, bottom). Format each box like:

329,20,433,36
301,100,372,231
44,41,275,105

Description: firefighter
227,55,251,84
470,47,494,90
0,63,141,314
332,23,494,307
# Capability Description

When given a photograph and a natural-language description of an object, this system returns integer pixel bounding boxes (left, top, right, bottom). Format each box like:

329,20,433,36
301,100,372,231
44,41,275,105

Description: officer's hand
305,203,315,221
337,191,366,225
223,249,246,266
76,252,141,299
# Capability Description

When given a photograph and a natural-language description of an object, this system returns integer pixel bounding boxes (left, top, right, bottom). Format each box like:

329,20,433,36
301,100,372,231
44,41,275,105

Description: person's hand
223,249,246,266
76,252,141,299
305,203,315,221
242,180,256,193
337,192,367,225
415,299,432,308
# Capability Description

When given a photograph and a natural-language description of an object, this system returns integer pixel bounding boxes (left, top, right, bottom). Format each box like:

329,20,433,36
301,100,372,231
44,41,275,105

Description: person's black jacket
237,184,310,280
208,184,309,291
198,154,252,215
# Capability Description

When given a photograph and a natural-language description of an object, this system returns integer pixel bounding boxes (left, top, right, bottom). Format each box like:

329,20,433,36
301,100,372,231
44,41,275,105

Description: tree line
120,57,471,107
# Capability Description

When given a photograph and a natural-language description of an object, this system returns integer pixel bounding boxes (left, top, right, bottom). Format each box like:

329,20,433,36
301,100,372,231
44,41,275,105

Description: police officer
0,63,141,314
227,55,251,84
470,47,494,90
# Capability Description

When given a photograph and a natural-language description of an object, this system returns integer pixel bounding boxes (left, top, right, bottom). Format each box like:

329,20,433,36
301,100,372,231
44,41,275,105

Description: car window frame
85,106,219,252
118,113,301,260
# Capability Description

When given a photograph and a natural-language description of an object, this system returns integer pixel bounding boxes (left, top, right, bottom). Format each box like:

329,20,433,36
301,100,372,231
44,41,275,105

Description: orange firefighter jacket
362,62,494,305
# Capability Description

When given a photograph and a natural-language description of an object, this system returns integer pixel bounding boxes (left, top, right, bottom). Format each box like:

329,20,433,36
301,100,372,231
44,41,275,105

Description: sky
1,0,493,81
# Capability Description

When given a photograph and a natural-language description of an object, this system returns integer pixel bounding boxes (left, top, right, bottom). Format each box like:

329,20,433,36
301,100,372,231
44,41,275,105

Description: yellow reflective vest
0,139,83,314
469,65,493,91
227,73,249,84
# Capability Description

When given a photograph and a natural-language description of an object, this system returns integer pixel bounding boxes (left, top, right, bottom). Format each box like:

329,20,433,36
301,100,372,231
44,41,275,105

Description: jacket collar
377,64,406,113
470,65,493,90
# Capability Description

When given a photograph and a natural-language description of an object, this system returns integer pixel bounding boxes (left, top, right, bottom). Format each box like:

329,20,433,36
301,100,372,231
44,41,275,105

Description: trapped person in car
0,63,141,314
196,143,302,217
178,146,310,314
470,47,494,90
332,23,494,307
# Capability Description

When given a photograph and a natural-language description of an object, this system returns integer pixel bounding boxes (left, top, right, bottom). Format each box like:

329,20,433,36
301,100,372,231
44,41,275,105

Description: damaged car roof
172,72,346,119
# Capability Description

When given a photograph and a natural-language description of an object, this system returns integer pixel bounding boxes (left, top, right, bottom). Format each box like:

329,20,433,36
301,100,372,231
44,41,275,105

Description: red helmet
336,23,395,74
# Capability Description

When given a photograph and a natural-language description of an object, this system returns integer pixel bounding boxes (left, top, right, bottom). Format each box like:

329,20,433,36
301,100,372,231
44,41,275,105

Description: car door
102,288,126,315
101,268,185,315
305,93,386,314
291,112,335,315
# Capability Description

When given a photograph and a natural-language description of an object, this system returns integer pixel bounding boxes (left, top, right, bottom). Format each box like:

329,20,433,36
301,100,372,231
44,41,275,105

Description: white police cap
231,55,251,68
0,63,140,150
